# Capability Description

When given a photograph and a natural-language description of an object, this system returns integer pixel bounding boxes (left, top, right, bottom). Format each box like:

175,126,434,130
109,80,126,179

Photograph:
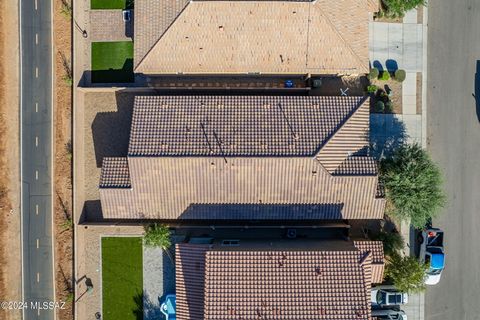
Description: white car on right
371,286,409,307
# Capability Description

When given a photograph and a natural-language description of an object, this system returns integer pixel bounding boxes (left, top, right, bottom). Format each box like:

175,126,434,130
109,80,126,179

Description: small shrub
367,85,378,94
65,140,73,160
379,71,391,81
61,218,73,230
382,0,426,19
385,101,393,113
65,292,74,303
60,0,72,18
394,69,406,82
375,101,385,113
375,10,385,19
368,68,380,80
62,74,73,86
60,52,73,86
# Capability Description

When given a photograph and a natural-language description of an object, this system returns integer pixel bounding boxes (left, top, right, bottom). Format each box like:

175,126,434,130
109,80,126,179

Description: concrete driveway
426,0,480,319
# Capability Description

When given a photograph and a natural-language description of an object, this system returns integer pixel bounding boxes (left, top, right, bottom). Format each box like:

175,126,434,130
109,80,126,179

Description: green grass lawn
91,0,133,9
102,237,143,320
91,41,134,83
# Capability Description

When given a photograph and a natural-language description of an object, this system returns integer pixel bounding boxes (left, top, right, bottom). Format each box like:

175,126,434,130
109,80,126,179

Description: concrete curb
421,2,429,149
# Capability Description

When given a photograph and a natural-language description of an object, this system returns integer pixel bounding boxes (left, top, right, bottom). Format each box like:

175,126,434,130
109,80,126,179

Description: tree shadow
369,114,407,159
132,292,144,320
385,59,399,72
475,60,480,121
140,291,164,320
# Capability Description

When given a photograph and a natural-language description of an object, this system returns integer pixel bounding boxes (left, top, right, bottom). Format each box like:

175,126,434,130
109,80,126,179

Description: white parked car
371,308,407,320
371,287,408,306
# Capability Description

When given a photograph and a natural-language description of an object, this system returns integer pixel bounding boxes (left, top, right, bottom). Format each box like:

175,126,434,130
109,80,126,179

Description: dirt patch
0,0,21,319
370,77,403,114
374,15,403,23
53,0,74,318
309,75,369,96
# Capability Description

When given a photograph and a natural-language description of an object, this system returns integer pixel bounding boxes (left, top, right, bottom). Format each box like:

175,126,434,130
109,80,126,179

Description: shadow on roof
179,203,344,220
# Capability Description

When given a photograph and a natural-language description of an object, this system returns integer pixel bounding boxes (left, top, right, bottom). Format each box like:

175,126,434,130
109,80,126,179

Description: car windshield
376,291,387,304
387,293,402,304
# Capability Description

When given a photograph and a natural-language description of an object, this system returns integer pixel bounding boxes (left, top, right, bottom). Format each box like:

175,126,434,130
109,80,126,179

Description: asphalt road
426,1,480,319
20,0,54,318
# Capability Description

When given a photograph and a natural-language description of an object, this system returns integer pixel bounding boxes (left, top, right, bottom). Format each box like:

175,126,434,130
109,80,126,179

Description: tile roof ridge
358,250,372,266
312,2,367,71
314,95,368,157
135,1,193,71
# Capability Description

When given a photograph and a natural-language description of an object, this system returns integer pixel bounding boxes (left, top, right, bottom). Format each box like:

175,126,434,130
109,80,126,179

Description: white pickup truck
419,228,445,285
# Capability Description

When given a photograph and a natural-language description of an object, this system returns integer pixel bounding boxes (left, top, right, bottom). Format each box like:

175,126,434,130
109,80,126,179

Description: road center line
35,102,38,113
35,136,38,147
35,33,38,45
36,273,40,283
36,239,39,249
35,170,38,180
35,0,37,10
35,204,39,215
37,308,40,316
35,67,38,78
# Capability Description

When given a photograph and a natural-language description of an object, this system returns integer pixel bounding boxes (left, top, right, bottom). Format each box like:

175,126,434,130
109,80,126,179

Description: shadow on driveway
369,114,407,159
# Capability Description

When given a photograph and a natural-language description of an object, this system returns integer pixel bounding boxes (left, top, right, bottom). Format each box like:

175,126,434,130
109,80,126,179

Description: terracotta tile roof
332,156,378,176
128,95,364,157
354,240,385,283
99,95,384,220
134,0,370,74
175,244,209,320
99,157,131,188
175,243,380,320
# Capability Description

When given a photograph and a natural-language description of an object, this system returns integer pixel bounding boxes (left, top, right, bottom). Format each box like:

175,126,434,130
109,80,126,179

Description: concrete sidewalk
369,6,428,320
369,6,428,147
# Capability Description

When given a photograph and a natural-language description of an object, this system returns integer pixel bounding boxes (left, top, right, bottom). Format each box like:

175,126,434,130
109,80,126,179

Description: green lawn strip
91,0,133,10
91,41,134,83
102,237,143,320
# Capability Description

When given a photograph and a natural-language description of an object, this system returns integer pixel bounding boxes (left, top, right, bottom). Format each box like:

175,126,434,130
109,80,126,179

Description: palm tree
143,224,174,262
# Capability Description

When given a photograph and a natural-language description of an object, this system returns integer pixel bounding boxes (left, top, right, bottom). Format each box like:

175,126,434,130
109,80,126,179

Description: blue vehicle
419,228,445,285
